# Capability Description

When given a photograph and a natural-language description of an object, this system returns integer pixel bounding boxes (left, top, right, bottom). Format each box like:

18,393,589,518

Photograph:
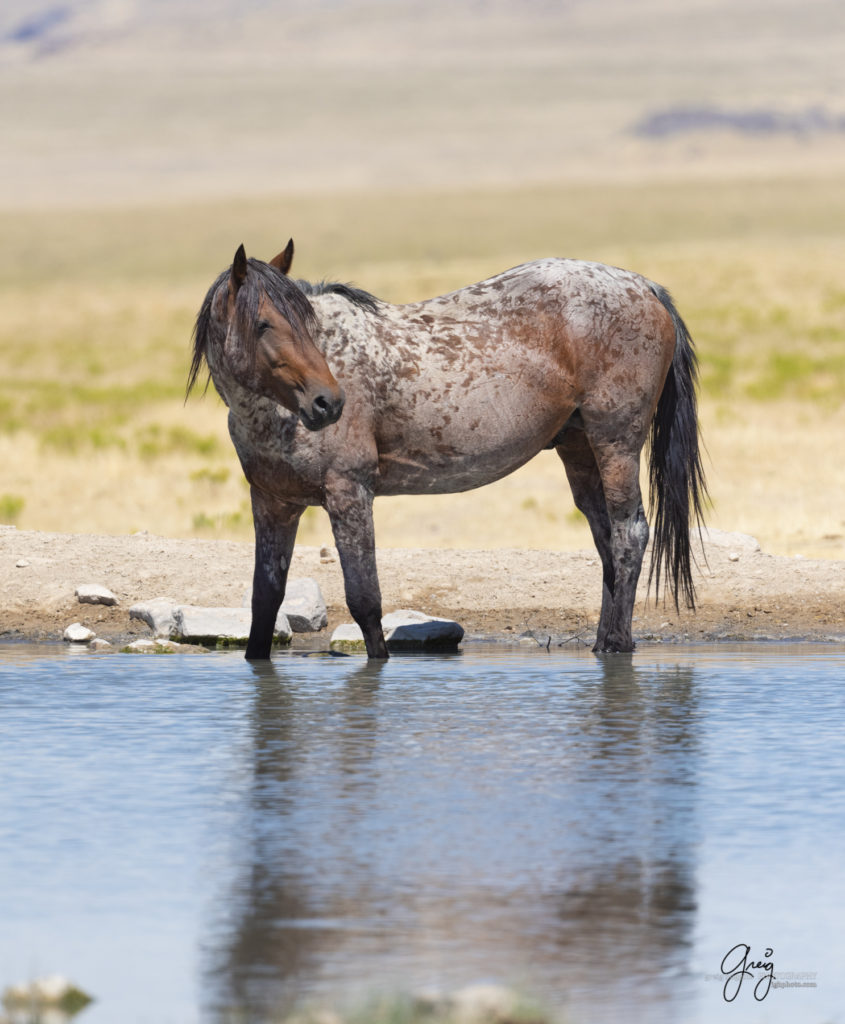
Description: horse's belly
374,409,561,495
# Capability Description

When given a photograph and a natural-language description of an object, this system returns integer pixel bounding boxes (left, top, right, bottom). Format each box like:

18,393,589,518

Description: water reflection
205,653,701,1023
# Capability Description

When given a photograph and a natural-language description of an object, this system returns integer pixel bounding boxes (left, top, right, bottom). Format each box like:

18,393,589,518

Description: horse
188,240,707,659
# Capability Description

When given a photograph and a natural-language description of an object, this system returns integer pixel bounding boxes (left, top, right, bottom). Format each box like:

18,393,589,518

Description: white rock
329,622,365,651
3,974,91,1008
121,638,204,654
88,638,112,650
15,558,30,568
75,583,118,606
382,609,464,649
129,596,178,636
63,622,96,643
173,605,291,646
448,984,524,1024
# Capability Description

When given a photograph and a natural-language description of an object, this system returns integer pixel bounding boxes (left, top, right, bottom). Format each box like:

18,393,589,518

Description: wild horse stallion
189,241,706,659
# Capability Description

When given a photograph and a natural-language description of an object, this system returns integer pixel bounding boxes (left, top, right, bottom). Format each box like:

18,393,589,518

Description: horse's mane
293,278,381,314
188,260,381,397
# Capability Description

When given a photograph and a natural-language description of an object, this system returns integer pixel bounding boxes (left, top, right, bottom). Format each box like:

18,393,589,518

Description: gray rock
382,609,464,650
75,583,118,606
173,605,291,647
330,610,464,652
282,578,328,631
242,578,328,632
88,638,112,650
63,622,96,643
129,596,178,637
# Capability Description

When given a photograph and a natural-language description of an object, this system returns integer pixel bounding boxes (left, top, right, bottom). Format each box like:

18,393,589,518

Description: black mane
293,278,381,314
188,259,381,397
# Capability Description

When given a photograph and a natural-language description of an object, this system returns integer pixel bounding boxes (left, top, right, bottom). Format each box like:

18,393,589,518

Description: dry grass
1,179,843,559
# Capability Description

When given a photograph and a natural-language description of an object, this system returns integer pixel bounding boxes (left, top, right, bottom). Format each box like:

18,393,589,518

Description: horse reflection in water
203,656,700,1022
189,240,706,659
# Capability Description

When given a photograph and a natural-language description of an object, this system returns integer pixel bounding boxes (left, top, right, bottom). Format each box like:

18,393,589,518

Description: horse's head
189,243,345,431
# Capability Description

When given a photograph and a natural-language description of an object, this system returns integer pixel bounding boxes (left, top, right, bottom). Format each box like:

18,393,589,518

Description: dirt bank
1,525,843,647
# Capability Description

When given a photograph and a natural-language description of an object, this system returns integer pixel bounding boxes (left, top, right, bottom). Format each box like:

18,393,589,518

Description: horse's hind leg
324,477,389,659
555,431,615,648
245,488,303,660
588,440,649,653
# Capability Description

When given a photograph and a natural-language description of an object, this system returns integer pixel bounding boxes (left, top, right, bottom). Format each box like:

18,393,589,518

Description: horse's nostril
313,394,331,414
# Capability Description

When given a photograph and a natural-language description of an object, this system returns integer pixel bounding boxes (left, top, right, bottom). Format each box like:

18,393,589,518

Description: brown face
250,298,345,430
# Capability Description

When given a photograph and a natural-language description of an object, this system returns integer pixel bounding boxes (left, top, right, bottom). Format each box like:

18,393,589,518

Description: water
1,642,843,1024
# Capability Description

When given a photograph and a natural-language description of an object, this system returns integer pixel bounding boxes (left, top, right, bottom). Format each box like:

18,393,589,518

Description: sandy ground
1,525,843,648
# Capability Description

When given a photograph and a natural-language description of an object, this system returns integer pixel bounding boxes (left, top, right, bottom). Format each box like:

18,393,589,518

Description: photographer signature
721,943,775,1001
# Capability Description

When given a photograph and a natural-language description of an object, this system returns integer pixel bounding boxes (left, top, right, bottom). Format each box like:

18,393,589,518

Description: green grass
0,493,25,524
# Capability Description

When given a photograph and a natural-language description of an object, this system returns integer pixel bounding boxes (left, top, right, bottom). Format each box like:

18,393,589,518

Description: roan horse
189,241,706,659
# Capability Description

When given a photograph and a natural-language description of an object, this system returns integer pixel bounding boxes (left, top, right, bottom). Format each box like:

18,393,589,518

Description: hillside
2,0,845,205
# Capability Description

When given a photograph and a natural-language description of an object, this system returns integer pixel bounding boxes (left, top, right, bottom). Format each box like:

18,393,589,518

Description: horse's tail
647,284,708,610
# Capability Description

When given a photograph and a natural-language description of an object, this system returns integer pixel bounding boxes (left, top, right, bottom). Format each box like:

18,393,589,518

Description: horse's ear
269,238,294,275
231,244,248,293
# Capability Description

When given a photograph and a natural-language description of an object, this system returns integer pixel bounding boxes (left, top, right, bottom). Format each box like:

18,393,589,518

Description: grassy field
1,177,844,558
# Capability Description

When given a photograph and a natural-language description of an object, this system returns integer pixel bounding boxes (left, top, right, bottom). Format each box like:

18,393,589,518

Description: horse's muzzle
299,386,345,431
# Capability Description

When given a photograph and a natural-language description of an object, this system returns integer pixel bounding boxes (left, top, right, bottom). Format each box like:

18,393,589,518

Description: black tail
647,284,708,609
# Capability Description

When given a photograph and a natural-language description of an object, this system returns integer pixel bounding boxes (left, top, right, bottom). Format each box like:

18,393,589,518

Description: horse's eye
256,319,272,334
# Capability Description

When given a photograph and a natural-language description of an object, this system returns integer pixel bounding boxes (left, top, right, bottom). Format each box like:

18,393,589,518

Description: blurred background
1,0,844,556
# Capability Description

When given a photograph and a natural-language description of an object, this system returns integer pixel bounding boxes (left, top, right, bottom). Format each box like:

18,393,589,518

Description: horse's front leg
324,477,388,659
245,487,303,661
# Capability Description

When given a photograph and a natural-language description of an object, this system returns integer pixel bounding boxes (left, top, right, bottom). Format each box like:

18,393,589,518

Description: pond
1,642,843,1023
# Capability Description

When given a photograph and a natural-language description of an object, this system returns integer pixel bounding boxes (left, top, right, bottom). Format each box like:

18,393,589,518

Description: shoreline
2,526,844,648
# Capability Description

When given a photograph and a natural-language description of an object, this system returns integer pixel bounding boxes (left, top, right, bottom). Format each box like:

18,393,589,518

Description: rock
382,609,464,650
63,622,96,643
88,638,112,650
242,578,328,632
2,975,93,1015
329,622,366,651
330,610,464,652
700,527,761,554
129,596,178,636
121,638,207,654
448,984,539,1024
282,578,328,631
15,558,29,568
173,605,291,647
75,583,118,606
319,545,336,564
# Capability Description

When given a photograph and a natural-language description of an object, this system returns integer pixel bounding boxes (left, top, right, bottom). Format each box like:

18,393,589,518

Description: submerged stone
121,638,207,654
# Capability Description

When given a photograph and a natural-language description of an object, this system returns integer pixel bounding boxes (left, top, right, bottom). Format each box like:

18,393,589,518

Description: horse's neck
220,374,295,428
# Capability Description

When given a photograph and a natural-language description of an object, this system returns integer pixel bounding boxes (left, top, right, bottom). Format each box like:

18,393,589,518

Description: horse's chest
228,412,325,501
